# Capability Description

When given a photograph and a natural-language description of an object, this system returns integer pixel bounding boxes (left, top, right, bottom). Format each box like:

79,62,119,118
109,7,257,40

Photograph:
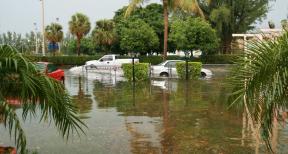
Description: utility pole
41,0,45,56
34,22,38,54
56,17,61,53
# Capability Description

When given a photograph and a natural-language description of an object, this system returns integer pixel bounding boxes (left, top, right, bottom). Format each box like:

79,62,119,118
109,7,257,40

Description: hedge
28,55,102,65
176,62,202,80
28,54,240,65
122,63,149,81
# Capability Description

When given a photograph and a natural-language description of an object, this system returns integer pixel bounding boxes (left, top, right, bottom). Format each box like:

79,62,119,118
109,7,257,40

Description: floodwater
1,65,288,154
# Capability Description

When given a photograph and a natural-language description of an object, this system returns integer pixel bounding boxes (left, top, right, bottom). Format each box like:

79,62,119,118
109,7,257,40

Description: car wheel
61,77,65,84
201,72,206,78
160,72,169,77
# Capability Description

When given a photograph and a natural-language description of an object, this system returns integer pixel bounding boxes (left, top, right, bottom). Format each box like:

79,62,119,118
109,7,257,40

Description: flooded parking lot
1,66,287,154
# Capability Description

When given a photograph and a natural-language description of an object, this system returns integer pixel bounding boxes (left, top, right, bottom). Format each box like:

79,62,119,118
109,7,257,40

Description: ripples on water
0,65,287,154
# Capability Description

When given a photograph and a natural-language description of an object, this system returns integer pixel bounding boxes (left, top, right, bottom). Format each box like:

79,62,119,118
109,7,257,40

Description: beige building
231,29,283,54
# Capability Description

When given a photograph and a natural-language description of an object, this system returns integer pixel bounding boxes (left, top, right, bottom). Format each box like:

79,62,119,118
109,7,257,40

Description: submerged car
36,62,65,82
150,60,212,78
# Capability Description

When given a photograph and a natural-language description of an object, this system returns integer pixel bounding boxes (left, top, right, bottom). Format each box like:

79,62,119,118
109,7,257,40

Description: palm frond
124,0,145,17
230,31,288,150
0,45,86,153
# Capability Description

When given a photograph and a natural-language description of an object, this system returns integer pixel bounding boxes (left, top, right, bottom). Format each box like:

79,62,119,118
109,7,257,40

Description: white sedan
150,60,212,78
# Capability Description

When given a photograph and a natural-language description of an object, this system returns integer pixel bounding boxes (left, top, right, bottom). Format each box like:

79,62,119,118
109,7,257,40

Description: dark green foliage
92,19,116,53
139,56,163,65
66,37,96,55
122,63,149,81
118,19,159,54
176,62,202,79
30,55,102,65
200,0,271,53
69,13,91,56
169,17,219,55
113,4,164,54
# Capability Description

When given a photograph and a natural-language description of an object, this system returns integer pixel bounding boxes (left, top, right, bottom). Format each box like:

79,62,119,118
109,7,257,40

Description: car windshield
47,64,58,73
157,61,167,66
35,63,46,73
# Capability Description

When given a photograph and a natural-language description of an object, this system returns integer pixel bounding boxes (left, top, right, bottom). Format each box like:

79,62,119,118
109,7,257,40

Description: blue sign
48,42,59,52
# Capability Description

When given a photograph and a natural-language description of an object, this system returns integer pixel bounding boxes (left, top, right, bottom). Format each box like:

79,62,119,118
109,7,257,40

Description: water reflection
1,68,287,154
92,77,257,153
71,76,93,119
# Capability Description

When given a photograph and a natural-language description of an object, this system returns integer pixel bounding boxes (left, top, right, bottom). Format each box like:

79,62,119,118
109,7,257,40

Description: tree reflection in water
91,77,288,153
72,76,93,119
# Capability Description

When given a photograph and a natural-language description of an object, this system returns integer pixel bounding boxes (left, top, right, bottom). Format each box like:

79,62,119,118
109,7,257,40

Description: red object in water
0,146,17,154
36,62,65,81
6,98,21,106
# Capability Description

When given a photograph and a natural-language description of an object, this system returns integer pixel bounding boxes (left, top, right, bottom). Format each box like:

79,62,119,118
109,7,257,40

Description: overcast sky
0,0,287,34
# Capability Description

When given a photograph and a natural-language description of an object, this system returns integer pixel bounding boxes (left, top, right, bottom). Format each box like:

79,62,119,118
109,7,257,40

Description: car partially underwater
150,60,212,78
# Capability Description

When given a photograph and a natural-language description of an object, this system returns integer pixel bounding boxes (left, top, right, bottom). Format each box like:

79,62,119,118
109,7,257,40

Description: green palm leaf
0,45,86,154
230,31,288,151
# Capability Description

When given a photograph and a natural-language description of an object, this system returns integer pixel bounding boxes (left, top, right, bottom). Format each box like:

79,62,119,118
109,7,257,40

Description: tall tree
92,19,116,53
0,45,85,153
69,13,91,56
200,0,271,53
45,23,64,55
119,19,159,55
125,0,206,60
169,17,219,55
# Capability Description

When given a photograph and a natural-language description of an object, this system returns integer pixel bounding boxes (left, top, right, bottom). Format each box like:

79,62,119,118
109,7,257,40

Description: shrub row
176,62,202,79
122,63,150,81
29,54,240,65
28,55,102,65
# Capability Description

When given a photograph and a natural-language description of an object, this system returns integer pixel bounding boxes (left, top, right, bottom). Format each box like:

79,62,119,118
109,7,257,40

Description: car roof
165,60,184,62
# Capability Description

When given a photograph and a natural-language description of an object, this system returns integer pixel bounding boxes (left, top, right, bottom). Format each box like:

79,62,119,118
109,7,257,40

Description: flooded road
1,66,287,154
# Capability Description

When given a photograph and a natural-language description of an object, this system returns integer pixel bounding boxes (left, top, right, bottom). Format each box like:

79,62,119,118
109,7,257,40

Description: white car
150,60,212,78
85,54,139,67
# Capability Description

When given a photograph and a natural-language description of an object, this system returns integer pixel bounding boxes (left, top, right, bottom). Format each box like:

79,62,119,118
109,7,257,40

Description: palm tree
69,13,91,56
125,0,206,60
230,31,288,151
0,45,85,154
45,23,64,55
92,19,116,53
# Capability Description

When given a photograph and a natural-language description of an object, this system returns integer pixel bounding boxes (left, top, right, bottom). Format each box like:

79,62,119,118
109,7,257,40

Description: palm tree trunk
163,0,169,61
77,38,81,56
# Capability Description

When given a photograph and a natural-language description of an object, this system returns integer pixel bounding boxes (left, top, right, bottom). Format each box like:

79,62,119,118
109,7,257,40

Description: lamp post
56,17,61,53
132,52,135,83
185,51,190,80
33,22,38,54
40,0,45,56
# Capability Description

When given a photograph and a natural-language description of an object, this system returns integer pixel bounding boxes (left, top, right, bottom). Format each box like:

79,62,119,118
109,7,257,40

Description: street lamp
40,0,45,56
131,52,136,83
33,22,38,54
56,17,61,53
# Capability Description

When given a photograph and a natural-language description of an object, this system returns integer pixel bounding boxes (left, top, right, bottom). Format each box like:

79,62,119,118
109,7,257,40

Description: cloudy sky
0,0,287,34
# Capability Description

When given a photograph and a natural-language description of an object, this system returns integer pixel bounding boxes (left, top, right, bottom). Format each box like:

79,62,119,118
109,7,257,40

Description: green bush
139,56,162,64
176,62,202,79
28,55,102,65
122,63,149,81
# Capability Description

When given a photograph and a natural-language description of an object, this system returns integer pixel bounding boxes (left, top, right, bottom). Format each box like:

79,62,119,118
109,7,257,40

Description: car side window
100,55,113,62
47,64,58,73
35,63,46,73
164,61,176,68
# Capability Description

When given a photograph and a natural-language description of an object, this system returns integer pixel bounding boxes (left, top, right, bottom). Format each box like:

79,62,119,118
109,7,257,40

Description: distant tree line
1,0,273,56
